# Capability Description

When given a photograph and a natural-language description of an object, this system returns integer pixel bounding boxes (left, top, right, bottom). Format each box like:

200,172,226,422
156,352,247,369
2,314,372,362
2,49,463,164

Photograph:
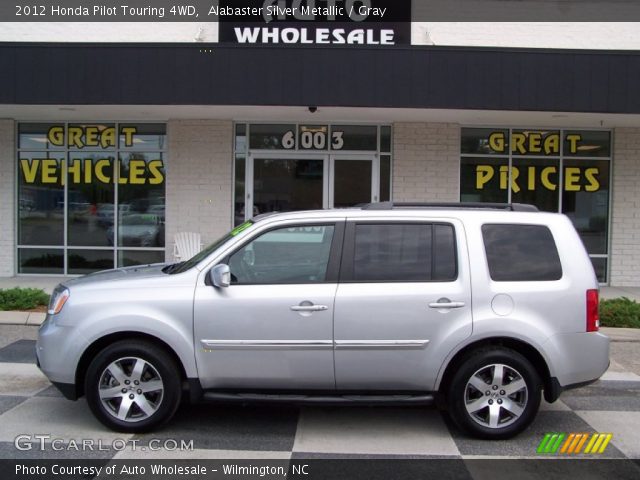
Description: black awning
1,43,639,114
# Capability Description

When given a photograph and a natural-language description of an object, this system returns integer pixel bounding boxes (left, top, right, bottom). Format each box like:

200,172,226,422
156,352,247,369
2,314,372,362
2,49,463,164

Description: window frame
339,220,459,284
219,221,345,286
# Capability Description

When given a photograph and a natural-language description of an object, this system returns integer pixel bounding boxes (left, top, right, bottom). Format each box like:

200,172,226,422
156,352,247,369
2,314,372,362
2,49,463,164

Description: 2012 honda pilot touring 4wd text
37,202,609,439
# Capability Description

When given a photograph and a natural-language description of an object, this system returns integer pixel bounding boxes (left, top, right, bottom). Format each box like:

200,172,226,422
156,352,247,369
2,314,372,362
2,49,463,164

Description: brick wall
165,120,233,261
610,128,640,286
392,123,460,202
0,120,15,277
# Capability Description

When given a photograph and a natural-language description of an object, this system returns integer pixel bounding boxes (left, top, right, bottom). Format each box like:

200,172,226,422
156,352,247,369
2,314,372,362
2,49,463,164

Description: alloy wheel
463,363,528,429
98,357,164,423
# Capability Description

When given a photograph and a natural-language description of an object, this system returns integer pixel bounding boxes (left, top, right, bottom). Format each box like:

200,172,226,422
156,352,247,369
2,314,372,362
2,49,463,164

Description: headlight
48,286,70,315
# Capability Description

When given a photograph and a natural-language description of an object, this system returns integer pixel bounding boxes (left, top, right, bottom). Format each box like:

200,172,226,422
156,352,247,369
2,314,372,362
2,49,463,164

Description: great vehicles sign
217,0,410,46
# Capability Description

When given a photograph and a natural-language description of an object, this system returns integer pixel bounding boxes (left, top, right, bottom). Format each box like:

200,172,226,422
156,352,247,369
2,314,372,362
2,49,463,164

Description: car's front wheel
85,340,182,432
447,347,541,439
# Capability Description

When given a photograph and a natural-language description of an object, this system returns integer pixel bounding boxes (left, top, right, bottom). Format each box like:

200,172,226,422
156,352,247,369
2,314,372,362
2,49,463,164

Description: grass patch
600,297,640,329
0,288,50,311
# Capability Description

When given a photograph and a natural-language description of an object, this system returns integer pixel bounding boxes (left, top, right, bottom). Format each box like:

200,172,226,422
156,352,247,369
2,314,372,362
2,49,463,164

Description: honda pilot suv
37,202,609,439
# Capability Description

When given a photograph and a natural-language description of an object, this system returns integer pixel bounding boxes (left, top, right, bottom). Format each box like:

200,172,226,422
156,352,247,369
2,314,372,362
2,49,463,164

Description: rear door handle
428,300,466,309
290,305,328,312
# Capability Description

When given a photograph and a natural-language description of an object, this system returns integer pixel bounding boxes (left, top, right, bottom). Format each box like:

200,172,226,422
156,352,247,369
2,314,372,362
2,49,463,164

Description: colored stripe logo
537,433,612,455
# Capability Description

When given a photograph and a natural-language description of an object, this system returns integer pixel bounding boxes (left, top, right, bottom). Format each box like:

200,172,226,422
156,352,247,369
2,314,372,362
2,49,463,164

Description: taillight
586,289,599,332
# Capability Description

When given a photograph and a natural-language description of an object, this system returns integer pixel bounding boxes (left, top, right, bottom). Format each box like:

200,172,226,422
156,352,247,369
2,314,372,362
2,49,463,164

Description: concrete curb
600,327,640,342
0,311,46,326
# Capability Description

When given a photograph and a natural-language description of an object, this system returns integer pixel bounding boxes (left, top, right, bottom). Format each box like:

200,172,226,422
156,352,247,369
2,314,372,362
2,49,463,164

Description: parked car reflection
107,213,164,247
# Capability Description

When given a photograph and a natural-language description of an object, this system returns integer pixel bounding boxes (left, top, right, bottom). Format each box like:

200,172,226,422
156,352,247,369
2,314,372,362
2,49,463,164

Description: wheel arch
437,337,556,403
74,331,191,399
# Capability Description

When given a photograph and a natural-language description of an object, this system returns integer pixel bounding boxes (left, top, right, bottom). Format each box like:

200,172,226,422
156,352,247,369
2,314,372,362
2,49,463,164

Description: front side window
229,225,335,284
352,223,457,282
482,224,562,281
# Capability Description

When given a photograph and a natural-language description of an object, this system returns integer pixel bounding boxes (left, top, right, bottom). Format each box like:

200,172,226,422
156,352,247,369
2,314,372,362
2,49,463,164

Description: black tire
446,347,541,440
85,340,182,433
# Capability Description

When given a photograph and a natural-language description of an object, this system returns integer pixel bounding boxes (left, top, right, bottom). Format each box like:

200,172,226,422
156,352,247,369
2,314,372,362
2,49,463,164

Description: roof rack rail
361,202,539,212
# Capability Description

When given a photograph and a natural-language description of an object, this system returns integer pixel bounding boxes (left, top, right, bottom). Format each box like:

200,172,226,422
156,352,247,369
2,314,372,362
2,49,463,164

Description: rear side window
351,223,457,282
482,224,562,281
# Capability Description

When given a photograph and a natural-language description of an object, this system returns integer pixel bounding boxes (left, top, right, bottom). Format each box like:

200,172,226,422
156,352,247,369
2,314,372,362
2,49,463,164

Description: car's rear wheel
447,347,541,439
85,340,182,433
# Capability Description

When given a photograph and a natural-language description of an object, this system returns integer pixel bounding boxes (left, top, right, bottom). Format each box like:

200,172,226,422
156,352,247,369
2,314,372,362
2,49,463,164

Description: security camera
308,106,318,113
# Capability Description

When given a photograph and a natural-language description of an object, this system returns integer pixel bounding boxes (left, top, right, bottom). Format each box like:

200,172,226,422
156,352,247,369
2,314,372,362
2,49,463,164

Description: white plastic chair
173,232,203,261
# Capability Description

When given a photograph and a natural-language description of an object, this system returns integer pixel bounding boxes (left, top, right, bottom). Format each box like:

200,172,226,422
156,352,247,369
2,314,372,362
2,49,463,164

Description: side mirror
209,264,231,288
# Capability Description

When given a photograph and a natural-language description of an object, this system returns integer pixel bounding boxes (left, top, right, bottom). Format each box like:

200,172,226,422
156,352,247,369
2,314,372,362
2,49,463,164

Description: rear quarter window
482,224,562,281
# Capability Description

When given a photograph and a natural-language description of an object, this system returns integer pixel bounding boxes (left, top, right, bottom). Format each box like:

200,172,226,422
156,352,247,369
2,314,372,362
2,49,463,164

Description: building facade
1,21,640,285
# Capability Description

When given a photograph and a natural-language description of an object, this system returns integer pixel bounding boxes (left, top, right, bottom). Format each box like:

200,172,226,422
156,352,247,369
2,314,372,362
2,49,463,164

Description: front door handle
290,304,329,312
428,299,466,309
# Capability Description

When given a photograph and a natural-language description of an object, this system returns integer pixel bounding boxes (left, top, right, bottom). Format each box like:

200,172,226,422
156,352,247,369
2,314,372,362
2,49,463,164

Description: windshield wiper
162,262,185,274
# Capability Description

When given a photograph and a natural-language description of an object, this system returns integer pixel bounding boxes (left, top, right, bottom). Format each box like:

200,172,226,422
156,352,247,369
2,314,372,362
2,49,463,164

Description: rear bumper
542,331,610,392
544,367,607,403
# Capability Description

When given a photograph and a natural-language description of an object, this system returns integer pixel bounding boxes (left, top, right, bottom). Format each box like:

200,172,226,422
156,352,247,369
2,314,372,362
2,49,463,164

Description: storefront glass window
510,130,561,157
460,128,611,283
18,249,64,275
510,158,560,212
461,128,509,155
253,158,324,212
18,152,65,246
118,250,165,268
117,152,165,248
234,155,246,226
235,123,392,217
564,130,611,158
562,159,610,255
16,123,167,275
18,123,66,151
380,127,392,153
67,153,115,247
331,125,378,151
235,124,247,153
460,157,509,203
119,124,166,150
380,155,391,202
249,124,296,150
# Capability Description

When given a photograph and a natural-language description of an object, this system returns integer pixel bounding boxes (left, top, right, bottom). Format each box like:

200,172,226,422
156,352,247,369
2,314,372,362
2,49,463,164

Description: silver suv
37,203,609,439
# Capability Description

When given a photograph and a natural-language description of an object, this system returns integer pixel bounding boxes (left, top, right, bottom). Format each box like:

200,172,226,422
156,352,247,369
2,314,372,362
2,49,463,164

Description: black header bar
3,1,640,22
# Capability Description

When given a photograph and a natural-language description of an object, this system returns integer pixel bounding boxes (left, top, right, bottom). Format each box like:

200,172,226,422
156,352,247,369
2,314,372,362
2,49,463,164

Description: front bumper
36,314,86,400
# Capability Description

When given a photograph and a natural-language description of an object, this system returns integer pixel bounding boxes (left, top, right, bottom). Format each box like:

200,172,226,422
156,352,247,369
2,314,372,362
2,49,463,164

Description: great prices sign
465,129,610,194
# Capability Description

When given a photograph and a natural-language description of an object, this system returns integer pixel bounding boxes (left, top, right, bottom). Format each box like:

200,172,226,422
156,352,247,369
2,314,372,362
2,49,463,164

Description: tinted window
352,224,456,282
482,224,562,281
229,225,334,284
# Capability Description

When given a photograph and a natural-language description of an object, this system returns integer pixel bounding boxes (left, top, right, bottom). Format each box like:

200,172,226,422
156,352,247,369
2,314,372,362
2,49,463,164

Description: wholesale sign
217,0,411,46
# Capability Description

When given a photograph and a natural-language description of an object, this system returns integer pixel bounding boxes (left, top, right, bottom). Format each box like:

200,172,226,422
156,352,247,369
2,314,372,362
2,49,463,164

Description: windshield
166,220,254,274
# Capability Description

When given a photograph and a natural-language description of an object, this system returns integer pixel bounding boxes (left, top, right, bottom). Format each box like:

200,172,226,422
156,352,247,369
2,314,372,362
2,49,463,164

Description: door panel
194,283,337,390
334,220,472,390
193,222,342,390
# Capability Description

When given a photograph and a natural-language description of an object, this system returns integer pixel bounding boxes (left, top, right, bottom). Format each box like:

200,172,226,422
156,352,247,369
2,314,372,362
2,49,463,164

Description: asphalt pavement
0,325,638,462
